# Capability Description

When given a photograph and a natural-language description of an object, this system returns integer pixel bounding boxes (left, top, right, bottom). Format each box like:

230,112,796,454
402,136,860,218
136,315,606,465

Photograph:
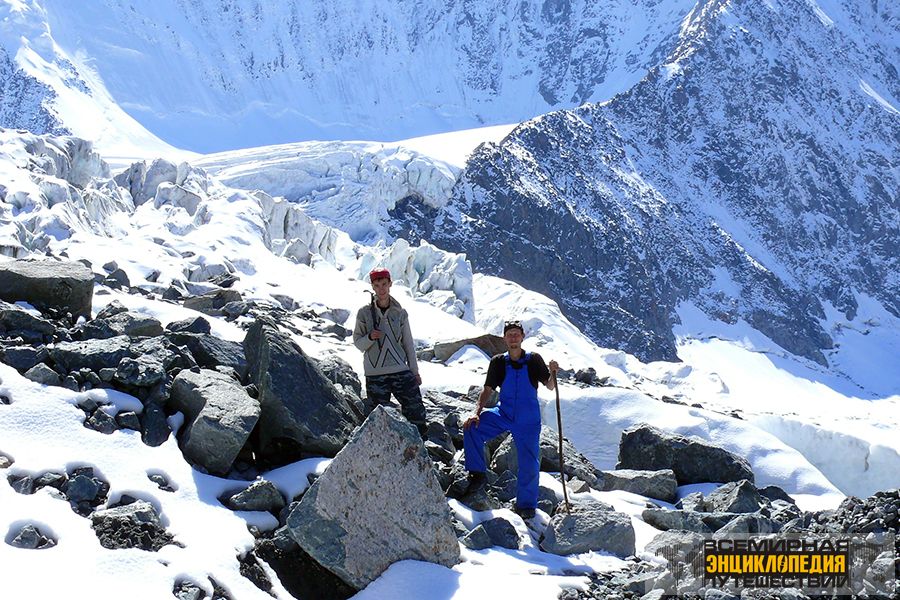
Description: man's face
504,327,524,349
372,277,392,298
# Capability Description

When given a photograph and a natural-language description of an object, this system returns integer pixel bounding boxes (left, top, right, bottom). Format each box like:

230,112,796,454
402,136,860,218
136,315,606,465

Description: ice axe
364,290,383,350
554,369,571,513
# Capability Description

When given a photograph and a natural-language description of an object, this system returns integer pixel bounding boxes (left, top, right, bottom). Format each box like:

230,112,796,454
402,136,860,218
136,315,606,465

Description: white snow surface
1,127,899,598
1,0,697,152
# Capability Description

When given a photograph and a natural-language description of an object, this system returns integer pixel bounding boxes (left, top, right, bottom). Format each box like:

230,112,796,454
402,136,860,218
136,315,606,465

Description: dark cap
503,320,524,334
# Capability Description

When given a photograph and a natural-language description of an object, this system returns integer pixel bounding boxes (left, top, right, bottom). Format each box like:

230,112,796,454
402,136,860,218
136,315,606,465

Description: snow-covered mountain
0,0,701,153
383,0,900,369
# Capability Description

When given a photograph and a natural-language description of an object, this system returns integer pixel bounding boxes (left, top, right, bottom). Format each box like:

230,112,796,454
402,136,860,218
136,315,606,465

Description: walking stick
554,370,571,513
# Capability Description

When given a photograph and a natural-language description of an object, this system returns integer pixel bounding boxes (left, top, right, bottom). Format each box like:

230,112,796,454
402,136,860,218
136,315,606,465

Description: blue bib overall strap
498,352,541,425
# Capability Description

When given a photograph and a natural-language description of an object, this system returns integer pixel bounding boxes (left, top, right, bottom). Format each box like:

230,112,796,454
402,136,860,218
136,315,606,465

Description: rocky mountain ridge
389,0,900,365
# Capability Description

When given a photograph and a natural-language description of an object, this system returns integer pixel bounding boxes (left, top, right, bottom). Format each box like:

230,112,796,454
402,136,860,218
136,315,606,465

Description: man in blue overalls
463,320,559,518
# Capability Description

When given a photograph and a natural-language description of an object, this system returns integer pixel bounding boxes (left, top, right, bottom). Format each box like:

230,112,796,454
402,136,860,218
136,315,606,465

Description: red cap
369,268,391,282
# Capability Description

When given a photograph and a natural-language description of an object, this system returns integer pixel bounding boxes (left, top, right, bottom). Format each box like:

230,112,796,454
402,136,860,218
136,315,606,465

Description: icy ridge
0,129,474,317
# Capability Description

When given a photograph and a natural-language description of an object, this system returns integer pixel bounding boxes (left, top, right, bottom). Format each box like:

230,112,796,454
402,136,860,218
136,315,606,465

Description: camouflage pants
365,370,427,438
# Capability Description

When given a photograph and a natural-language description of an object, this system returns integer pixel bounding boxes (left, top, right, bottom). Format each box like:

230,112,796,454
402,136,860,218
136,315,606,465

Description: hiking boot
515,506,536,519
466,471,487,493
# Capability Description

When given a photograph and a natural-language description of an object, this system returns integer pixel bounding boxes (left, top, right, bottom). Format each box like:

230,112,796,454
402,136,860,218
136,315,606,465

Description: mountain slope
1,0,698,152
389,0,900,366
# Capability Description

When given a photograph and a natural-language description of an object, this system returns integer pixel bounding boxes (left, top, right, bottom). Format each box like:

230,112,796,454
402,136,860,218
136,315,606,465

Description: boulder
422,390,472,446
461,517,522,550
49,336,187,385
316,354,362,398
166,331,248,380
24,363,62,386
0,259,93,319
114,355,166,387
0,345,49,371
183,288,243,315
600,469,677,503
490,426,601,487
641,509,712,534
243,320,360,462
759,485,796,505
79,311,164,340
617,424,754,485
141,397,171,447
166,316,211,334
224,480,285,513
433,334,506,362
0,301,56,341
703,480,764,513
643,529,706,563
169,369,260,475
48,335,134,373
91,500,175,551
540,500,635,557
716,513,777,534
7,524,56,549
285,406,459,590
63,467,109,515
103,268,131,290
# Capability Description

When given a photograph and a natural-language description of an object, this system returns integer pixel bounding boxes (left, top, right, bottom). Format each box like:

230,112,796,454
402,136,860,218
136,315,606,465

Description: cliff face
390,0,900,364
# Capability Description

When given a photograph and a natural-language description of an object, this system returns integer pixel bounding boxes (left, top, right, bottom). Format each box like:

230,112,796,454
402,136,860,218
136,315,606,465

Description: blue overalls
464,352,542,510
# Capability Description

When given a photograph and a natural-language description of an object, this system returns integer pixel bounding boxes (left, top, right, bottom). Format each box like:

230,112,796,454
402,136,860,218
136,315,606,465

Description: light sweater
352,295,419,377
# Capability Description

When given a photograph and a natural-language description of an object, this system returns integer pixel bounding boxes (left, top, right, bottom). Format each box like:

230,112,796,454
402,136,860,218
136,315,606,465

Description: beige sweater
352,296,419,377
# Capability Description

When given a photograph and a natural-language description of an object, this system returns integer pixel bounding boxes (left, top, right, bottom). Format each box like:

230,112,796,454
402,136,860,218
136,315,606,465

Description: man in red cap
353,268,427,438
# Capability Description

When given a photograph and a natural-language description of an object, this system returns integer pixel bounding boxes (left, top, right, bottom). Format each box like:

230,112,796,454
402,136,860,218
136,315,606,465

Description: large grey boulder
490,426,602,487
540,500,635,557
617,424,754,485
601,469,677,503
286,406,459,590
243,320,361,462
49,336,186,382
0,259,93,319
169,369,260,475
